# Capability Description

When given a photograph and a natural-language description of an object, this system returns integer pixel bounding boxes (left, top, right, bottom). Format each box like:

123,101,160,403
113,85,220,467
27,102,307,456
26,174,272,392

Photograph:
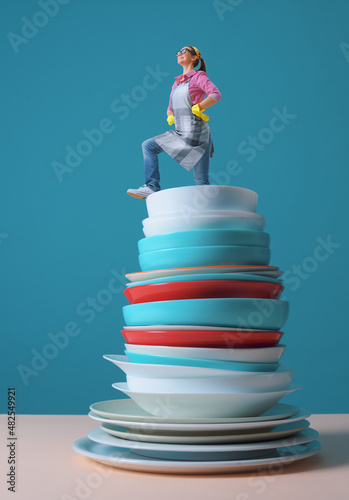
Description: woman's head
176,46,207,72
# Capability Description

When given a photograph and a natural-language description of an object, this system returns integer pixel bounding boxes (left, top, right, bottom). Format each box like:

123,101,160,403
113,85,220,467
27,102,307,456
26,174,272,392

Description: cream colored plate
100,419,310,444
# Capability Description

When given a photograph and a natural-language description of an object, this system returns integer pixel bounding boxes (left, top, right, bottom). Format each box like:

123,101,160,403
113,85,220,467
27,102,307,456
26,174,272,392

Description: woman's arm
193,71,221,110
198,96,218,110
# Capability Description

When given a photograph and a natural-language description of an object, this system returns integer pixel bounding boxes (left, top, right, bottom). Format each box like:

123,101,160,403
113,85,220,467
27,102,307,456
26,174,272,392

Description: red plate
121,329,283,348
124,280,283,304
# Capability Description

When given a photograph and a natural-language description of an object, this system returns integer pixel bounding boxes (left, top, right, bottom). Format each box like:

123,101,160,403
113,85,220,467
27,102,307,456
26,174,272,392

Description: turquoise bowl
138,246,271,272
138,229,270,254
122,298,289,331
124,351,280,372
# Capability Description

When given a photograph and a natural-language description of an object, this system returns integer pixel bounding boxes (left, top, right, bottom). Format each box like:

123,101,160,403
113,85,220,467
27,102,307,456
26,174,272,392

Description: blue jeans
142,133,212,192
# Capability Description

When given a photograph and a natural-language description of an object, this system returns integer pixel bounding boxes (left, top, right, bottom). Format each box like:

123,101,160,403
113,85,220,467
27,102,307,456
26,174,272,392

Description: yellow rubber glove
167,114,175,126
191,104,210,122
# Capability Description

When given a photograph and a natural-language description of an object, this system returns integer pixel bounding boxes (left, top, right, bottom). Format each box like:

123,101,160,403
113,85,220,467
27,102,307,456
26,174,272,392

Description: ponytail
196,57,206,72
188,46,207,72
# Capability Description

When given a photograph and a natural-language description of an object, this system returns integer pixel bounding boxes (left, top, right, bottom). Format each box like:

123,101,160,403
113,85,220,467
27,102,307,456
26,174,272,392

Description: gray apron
153,77,213,172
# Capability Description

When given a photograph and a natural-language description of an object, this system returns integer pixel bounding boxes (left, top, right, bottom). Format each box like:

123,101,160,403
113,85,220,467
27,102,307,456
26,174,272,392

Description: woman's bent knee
142,139,152,151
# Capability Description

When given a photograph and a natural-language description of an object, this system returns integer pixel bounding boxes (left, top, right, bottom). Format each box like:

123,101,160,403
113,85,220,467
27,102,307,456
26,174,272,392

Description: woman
127,46,221,199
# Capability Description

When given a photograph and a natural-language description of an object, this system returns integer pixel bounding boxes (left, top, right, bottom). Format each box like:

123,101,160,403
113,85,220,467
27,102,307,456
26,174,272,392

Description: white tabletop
1,414,348,500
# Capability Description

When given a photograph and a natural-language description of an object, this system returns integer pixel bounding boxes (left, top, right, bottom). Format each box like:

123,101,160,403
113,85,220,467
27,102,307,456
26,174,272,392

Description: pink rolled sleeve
167,70,221,114
192,71,222,103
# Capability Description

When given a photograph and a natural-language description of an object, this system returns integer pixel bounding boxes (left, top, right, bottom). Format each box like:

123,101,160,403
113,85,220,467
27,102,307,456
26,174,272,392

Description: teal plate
73,437,321,474
123,298,289,330
138,229,270,254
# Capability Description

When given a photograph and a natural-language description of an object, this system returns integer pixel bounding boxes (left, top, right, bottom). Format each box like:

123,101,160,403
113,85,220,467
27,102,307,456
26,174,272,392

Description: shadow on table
199,428,349,478
298,429,349,470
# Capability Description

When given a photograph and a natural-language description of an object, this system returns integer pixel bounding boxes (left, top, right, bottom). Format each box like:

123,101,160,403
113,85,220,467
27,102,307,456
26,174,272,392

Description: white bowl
146,185,258,218
124,344,286,364
143,210,261,224
124,368,293,393
103,354,266,378
142,213,265,237
112,383,300,418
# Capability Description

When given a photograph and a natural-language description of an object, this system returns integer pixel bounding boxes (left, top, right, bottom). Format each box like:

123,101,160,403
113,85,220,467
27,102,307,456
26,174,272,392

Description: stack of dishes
74,186,321,473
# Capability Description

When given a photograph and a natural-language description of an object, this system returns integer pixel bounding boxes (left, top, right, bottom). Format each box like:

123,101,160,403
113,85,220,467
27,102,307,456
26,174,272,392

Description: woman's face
177,47,198,67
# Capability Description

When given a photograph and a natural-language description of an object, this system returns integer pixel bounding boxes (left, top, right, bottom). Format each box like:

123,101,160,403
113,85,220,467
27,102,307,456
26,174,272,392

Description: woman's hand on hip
191,104,209,122
167,114,175,126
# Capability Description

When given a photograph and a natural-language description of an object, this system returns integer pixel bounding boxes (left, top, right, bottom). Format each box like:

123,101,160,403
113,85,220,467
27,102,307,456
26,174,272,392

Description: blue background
1,0,348,414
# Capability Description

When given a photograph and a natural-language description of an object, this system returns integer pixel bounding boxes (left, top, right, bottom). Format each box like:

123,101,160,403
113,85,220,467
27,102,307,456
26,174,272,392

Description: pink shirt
167,69,221,114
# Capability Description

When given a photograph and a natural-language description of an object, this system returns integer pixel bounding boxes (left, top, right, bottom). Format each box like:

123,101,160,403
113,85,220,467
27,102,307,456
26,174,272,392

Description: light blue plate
139,246,271,272
126,272,282,288
73,436,322,473
124,351,279,372
138,229,270,254
122,298,289,330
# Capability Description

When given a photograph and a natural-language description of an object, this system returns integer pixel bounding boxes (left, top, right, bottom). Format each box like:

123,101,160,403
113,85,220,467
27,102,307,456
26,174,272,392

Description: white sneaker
127,184,156,199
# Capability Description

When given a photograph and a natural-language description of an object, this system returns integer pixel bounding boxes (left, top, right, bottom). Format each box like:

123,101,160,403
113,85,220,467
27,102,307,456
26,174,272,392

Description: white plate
142,213,266,236
124,344,286,364
100,419,310,444
112,384,301,419
73,437,321,474
143,210,262,224
104,354,285,381
125,266,282,283
87,427,319,461
89,400,301,425
123,369,292,394
123,325,272,332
